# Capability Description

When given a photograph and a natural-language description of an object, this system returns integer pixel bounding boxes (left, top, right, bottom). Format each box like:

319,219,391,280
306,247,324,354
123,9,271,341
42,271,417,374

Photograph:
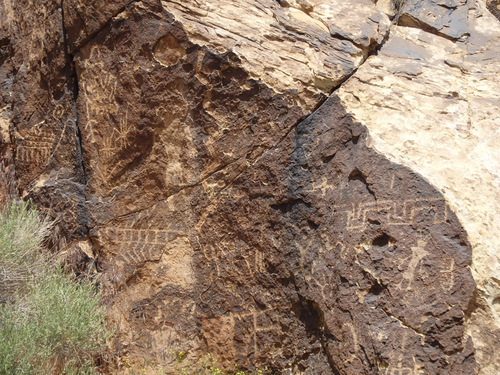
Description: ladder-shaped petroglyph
201,303,282,361
439,258,455,291
103,227,171,264
333,197,448,233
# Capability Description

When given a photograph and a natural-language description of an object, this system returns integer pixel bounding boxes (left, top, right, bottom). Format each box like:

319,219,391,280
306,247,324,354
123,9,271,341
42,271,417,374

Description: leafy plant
0,200,110,374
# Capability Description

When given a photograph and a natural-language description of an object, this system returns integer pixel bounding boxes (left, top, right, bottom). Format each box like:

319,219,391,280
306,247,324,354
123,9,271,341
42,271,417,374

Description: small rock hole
372,233,391,247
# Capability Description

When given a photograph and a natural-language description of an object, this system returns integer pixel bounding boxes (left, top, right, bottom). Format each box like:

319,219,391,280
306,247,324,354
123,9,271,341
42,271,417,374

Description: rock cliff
0,0,498,374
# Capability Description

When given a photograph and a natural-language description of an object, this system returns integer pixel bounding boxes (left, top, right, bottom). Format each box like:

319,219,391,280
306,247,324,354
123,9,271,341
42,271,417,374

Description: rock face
338,1,500,373
0,0,498,374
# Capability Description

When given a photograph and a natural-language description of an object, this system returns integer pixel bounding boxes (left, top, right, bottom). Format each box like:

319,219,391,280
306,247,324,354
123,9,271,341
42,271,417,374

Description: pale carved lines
439,259,455,291
333,197,448,232
397,239,429,291
17,121,53,163
345,323,360,363
16,98,73,166
254,250,266,274
205,305,281,360
234,305,280,358
380,331,425,375
101,106,132,159
80,46,130,183
99,227,174,266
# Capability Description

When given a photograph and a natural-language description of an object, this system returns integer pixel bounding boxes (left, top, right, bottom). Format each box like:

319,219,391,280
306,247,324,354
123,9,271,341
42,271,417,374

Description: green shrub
0,200,110,374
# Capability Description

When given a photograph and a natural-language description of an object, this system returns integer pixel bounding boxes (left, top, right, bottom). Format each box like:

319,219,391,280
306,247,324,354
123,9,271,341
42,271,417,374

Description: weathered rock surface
1,0,497,374
0,0,87,242
192,94,476,374
163,0,390,110
338,1,500,373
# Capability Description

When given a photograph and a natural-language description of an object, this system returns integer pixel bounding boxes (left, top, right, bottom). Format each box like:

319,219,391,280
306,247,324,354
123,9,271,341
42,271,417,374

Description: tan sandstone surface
338,0,500,373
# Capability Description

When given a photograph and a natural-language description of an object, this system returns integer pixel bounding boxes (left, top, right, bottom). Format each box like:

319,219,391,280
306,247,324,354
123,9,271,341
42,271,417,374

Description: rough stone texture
486,0,500,20
0,0,87,241
398,0,471,40
192,95,476,374
63,0,132,52
338,0,500,373
1,0,496,374
164,0,391,110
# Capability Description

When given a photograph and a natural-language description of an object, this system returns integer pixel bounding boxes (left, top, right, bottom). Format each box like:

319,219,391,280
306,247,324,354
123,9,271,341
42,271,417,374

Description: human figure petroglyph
397,239,429,291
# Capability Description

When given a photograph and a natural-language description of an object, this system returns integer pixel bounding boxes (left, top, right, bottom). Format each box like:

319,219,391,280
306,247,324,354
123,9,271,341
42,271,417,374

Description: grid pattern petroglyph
332,197,448,232
211,305,281,359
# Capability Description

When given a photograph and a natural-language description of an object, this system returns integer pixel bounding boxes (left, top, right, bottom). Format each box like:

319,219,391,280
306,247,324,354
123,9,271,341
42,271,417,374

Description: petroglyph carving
81,47,118,107
80,47,122,147
439,259,456,291
16,121,55,164
380,331,425,375
318,233,348,260
52,104,65,120
397,239,429,291
254,250,266,274
99,226,194,288
345,323,360,362
234,305,281,358
381,368,419,375
100,227,171,262
100,107,132,159
333,198,447,233
80,56,132,184
202,304,281,361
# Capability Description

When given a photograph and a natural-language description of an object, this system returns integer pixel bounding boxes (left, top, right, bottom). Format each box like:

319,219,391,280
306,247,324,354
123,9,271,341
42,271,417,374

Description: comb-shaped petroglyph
16,121,54,164
99,226,195,288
